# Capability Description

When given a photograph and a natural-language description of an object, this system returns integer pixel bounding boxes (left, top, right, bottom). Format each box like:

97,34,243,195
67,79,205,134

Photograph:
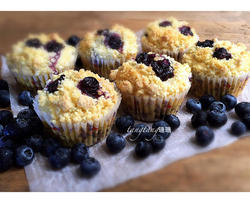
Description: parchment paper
1,51,250,191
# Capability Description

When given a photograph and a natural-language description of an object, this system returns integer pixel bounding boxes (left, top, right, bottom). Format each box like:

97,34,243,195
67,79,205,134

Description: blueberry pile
108,114,180,158
186,94,250,146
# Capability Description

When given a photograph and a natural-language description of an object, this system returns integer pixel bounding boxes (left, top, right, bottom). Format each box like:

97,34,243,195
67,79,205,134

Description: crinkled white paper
1,50,250,192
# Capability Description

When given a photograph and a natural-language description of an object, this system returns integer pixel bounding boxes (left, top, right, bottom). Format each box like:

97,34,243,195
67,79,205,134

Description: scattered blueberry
49,147,71,169
150,134,166,152
25,134,43,152
242,114,250,129
199,95,216,110
0,110,13,126
15,118,32,135
159,21,172,27
0,139,17,150
186,98,202,113
0,90,10,108
77,77,100,99
235,102,250,119
30,117,44,134
46,74,65,93
209,101,226,113
66,35,80,47
213,48,232,60
196,40,214,48
0,124,3,136
179,26,193,36
41,137,61,157
0,80,9,91
191,111,207,128
3,121,22,140
0,148,13,172
25,38,42,48
195,126,214,146
104,33,123,50
130,123,152,142
18,91,34,106
207,109,228,127
115,115,134,133
221,94,237,111
80,157,101,177
17,108,38,120
71,143,89,164
152,120,171,139
163,114,180,131
106,133,126,154
135,141,152,158
231,121,247,136
44,40,64,52
15,145,34,167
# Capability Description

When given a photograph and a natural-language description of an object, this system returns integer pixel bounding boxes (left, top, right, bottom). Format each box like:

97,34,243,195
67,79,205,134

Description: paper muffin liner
191,72,250,99
33,92,122,147
121,88,190,122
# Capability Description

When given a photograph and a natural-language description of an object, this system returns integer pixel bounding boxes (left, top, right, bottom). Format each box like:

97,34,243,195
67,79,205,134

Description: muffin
141,17,199,62
6,33,78,90
78,24,138,79
183,39,250,99
33,69,121,146
110,52,192,122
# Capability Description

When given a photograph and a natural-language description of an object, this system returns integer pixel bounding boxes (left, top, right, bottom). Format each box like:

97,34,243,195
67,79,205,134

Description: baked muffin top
110,52,192,97
141,17,199,53
6,33,77,75
36,69,121,124
183,38,250,77
78,24,138,60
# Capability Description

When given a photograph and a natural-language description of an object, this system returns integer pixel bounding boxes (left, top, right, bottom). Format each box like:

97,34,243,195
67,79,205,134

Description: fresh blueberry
207,109,228,127
150,134,166,152
80,157,101,177
242,114,250,129
30,117,44,134
49,147,71,169
130,123,152,142
25,134,43,152
199,95,216,110
15,118,32,135
0,148,13,172
235,102,250,119
191,111,207,128
0,90,10,108
66,35,80,47
195,126,214,146
44,40,64,52
163,114,180,131
17,108,38,120
77,77,100,99
221,94,237,111
0,124,3,136
186,98,202,113
71,143,89,164
26,38,42,48
152,120,171,139
15,145,34,167
115,115,134,133
106,133,126,154
41,137,61,157
0,139,17,150
135,141,152,158
0,110,13,126
213,48,232,60
3,121,22,140
0,80,9,91
209,101,226,113
231,121,247,136
18,91,34,106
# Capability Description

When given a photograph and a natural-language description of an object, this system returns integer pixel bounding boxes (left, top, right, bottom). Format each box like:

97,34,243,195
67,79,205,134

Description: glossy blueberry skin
106,133,126,154
207,110,228,127
131,123,152,142
191,111,207,128
152,120,171,139
71,143,89,164
0,110,13,126
41,137,61,157
15,118,32,135
115,115,135,133
150,134,166,152
0,80,9,91
195,126,214,146
67,35,80,47
209,101,226,113
231,121,247,136
186,98,202,113
15,145,34,167
17,109,38,120
0,147,13,172
80,157,101,177
0,90,10,108
221,94,237,111
242,114,250,129
25,134,44,152
3,121,22,140
199,95,216,110
235,102,250,119
163,114,180,131
135,141,152,158
49,147,71,169
18,91,34,107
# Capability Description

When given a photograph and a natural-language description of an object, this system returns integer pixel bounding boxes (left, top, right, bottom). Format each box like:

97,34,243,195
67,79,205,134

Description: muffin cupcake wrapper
33,91,122,147
191,72,250,99
121,88,190,122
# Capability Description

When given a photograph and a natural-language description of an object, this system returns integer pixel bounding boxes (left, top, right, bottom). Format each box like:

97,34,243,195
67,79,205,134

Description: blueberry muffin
78,24,138,79
141,17,199,62
110,52,192,121
6,33,78,90
183,39,250,99
33,69,121,146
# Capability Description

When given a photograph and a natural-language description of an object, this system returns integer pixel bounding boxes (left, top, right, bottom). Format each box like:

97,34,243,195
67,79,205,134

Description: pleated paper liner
33,92,122,147
190,72,250,100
